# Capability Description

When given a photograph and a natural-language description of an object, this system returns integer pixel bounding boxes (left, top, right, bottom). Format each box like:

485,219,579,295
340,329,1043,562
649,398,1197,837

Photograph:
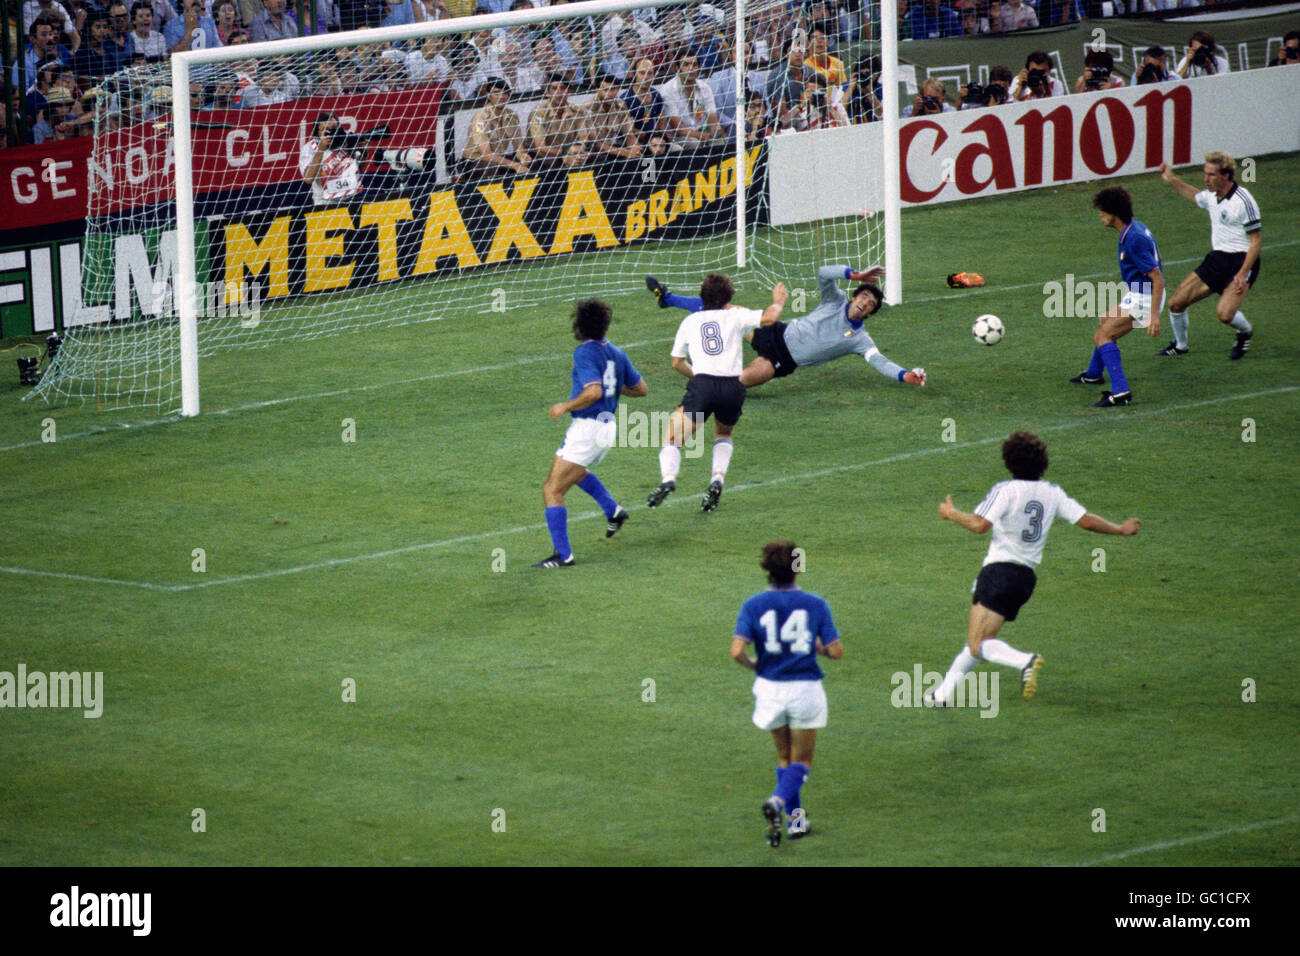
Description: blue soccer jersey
570,340,642,419
1117,219,1162,292
734,587,840,681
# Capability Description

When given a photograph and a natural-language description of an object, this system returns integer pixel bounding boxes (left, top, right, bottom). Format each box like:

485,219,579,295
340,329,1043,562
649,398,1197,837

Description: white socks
711,438,733,483
1229,310,1252,333
980,638,1033,671
1170,310,1189,349
659,444,681,483
935,647,979,702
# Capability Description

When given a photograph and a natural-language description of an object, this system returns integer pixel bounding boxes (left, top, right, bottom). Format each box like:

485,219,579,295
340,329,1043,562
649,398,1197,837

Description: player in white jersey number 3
925,431,1141,706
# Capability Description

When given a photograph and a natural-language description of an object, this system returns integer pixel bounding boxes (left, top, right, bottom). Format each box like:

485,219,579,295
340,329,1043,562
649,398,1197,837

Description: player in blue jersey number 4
534,300,648,569
926,431,1140,705
731,541,842,847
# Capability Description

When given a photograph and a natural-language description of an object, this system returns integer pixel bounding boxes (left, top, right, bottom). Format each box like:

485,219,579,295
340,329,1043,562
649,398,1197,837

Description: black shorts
1194,250,1260,295
971,562,1037,622
750,322,798,378
680,374,746,427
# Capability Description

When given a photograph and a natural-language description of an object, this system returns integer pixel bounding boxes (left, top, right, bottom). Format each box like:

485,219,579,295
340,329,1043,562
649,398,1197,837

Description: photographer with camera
1010,51,1063,101
901,77,954,118
301,113,431,207
1271,31,1300,67
1135,46,1178,85
1177,31,1229,79
1073,50,1123,94
958,66,1012,110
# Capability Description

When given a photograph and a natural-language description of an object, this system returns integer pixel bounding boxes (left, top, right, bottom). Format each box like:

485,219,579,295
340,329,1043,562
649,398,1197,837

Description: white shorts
557,414,617,468
1120,288,1166,329
751,677,828,731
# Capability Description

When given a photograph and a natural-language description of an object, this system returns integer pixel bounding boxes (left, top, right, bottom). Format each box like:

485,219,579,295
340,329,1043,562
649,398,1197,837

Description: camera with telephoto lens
1085,65,1111,89
987,83,1008,104
921,95,941,112
1026,67,1050,95
1192,45,1215,67
329,123,393,155
1286,46,1299,61
964,83,989,107
1137,62,1163,84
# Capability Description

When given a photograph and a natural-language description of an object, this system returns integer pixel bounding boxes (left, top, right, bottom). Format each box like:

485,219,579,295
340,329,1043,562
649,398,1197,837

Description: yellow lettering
412,191,483,274
647,190,670,231
549,171,619,255
303,208,356,293
745,145,762,187
669,178,695,220
692,168,718,209
478,179,546,264
222,218,290,299
358,199,413,282
719,157,737,197
624,200,647,242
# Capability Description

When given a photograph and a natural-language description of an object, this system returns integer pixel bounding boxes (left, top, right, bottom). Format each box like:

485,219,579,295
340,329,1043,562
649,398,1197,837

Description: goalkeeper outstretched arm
864,343,926,386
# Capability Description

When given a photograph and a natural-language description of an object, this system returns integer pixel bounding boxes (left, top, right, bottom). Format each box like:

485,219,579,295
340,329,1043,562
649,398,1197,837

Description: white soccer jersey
299,140,361,205
974,479,1086,569
1195,184,1261,253
671,307,762,377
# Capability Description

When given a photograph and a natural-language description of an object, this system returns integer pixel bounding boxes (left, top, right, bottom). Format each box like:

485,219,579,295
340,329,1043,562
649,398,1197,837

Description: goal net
29,0,894,415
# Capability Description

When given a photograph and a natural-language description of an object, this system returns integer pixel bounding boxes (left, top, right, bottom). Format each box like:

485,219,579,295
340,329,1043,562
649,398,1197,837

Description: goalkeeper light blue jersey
569,340,641,420
734,587,840,682
782,265,904,378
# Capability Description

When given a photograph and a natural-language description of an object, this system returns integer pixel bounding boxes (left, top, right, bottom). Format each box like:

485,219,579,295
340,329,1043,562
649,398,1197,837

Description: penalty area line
3,385,1294,593
1071,811,1300,866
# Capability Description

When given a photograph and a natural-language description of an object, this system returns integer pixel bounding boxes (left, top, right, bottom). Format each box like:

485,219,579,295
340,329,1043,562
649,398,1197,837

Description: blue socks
1097,341,1129,394
1085,346,1105,379
773,762,809,810
544,505,571,561
777,766,802,819
577,473,617,518
666,292,703,311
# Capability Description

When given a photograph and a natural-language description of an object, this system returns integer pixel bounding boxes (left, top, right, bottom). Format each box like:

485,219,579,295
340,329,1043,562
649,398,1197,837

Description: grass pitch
1,156,1297,866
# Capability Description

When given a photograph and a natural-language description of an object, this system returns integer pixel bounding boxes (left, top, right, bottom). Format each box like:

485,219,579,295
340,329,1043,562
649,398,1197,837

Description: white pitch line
3,386,1294,593
6,239,1298,454
1074,811,1300,866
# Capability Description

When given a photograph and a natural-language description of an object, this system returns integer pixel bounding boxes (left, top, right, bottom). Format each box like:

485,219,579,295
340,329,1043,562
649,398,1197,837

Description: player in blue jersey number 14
731,541,842,847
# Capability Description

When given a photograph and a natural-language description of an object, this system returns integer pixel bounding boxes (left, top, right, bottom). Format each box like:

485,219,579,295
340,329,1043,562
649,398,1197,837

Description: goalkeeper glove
849,265,886,282
903,368,927,386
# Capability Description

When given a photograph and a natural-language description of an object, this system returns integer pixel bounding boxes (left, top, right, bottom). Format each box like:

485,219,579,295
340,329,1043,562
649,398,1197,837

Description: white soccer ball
972,314,1004,345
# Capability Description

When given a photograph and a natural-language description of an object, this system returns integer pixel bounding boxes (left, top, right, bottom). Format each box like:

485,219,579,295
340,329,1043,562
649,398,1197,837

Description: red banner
2,85,444,231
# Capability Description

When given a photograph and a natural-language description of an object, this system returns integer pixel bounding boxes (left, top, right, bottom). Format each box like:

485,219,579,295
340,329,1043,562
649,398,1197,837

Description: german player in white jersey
647,273,787,513
925,431,1141,706
1158,151,1263,360
646,266,927,388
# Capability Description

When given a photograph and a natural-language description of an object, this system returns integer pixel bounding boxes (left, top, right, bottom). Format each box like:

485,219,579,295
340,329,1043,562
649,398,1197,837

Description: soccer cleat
1229,330,1252,360
645,275,671,309
788,819,812,840
1093,390,1132,407
532,553,575,569
922,690,954,708
646,479,675,508
605,507,629,538
762,797,784,848
1155,341,1188,357
1069,372,1105,384
1021,654,1044,700
701,480,723,513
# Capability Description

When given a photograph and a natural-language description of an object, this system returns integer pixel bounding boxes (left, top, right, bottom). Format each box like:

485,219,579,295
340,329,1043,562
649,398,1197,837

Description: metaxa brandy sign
899,84,1193,204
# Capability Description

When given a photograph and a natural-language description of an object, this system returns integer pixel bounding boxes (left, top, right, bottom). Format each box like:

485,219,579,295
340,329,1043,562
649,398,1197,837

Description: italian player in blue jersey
731,540,842,847
533,300,648,569
1070,187,1165,407
646,266,927,389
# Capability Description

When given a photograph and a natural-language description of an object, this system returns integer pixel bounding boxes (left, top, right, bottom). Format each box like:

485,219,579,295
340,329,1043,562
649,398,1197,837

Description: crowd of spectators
4,0,1297,157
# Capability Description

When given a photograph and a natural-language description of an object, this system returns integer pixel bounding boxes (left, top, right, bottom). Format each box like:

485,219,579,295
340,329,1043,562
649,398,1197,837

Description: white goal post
30,0,900,416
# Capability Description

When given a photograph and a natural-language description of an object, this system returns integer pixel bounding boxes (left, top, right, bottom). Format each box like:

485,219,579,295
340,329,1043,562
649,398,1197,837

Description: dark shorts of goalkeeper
679,374,747,428
971,561,1037,622
750,322,799,378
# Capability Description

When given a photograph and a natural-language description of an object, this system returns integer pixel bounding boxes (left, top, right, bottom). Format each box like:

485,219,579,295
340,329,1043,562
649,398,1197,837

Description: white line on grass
4,386,1294,592
12,240,1297,454
1073,811,1300,865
